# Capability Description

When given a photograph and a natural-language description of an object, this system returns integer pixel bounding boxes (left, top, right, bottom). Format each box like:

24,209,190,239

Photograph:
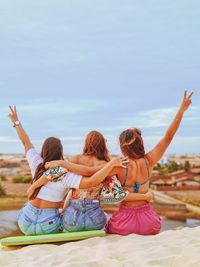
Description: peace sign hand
180,90,193,113
8,105,19,123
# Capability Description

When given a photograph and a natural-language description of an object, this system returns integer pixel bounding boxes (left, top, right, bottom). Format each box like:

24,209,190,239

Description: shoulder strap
143,157,150,179
122,162,129,186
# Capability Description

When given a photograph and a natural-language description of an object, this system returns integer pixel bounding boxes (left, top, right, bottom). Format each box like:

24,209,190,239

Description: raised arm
146,90,193,167
45,160,106,176
8,106,33,153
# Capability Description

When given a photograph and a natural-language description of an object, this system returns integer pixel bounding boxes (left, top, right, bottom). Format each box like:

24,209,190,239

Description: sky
0,0,200,155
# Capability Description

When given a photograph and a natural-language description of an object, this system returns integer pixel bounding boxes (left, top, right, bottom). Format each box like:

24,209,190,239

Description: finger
188,91,194,99
121,156,129,161
9,105,14,113
45,163,50,169
120,160,126,164
122,157,129,162
120,165,127,169
122,160,129,164
184,89,187,99
121,161,129,167
28,191,33,199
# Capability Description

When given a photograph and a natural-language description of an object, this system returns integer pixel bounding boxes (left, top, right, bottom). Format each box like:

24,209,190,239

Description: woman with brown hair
106,90,193,235
29,130,152,232
8,106,128,235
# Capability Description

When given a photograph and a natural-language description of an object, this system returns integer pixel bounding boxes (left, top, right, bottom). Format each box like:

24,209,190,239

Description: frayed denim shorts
62,199,107,232
18,202,62,235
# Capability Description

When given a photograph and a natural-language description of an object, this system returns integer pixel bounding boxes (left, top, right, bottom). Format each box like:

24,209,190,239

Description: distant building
168,155,200,167
150,170,200,191
20,159,31,175
191,168,200,175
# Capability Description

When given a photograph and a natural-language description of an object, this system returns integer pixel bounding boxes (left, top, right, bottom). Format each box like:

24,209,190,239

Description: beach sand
0,227,200,267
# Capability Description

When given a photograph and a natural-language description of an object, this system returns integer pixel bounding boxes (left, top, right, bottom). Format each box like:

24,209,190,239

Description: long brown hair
119,128,145,159
31,137,64,199
83,131,110,162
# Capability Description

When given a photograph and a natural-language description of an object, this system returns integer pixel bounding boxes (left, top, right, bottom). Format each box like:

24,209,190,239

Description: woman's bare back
113,157,153,206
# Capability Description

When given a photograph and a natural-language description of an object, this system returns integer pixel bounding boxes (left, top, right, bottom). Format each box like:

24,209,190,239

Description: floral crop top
43,167,128,204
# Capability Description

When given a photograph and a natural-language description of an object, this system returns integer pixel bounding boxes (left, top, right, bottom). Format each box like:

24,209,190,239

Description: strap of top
122,158,150,192
122,162,129,187
143,157,150,178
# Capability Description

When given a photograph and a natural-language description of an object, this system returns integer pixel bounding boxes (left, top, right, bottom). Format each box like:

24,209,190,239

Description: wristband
13,120,21,127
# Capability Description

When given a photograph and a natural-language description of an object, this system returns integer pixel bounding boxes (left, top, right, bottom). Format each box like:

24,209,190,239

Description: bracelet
13,120,21,127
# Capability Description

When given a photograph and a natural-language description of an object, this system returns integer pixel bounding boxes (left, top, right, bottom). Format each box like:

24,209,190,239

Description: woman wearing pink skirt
106,90,193,235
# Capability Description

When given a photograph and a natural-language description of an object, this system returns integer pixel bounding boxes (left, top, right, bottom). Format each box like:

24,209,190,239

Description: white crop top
26,148,82,202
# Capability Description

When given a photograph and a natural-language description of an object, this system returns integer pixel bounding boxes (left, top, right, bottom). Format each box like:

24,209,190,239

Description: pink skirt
106,203,161,235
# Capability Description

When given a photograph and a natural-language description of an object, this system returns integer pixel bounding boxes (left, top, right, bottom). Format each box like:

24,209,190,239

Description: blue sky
0,0,200,154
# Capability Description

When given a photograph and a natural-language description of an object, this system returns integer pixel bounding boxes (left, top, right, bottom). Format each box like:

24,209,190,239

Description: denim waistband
70,199,100,207
25,202,59,215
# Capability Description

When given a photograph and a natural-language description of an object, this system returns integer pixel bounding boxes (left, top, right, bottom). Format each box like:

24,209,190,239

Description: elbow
80,179,94,189
82,168,94,177
87,179,94,187
87,178,98,187
82,170,91,177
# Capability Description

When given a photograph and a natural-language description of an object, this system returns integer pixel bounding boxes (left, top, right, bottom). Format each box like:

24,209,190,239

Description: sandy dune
1,227,200,267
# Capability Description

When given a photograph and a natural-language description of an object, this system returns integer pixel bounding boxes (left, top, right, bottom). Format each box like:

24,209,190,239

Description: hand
144,192,153,202
110,157,129,168
180,90,193,113
27,185,36,200
59,208,64,215
45,160,62,169
8,106,19,123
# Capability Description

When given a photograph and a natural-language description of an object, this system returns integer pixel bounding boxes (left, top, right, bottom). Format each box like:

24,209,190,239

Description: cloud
101,105,200,133
0,133,199,155
0,101,199,154
61,136,84,142
0,136,19,143
1,98,114,116
0,136,46,144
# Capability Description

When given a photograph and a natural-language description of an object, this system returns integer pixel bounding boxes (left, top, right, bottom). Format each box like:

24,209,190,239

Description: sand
0,227,200,267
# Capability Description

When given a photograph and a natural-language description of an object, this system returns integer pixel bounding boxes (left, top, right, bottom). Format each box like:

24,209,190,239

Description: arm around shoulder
79,157,128,189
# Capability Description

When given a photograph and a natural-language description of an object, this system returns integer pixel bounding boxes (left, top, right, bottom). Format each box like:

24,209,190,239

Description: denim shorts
62,199,107,232
18,202,62,235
